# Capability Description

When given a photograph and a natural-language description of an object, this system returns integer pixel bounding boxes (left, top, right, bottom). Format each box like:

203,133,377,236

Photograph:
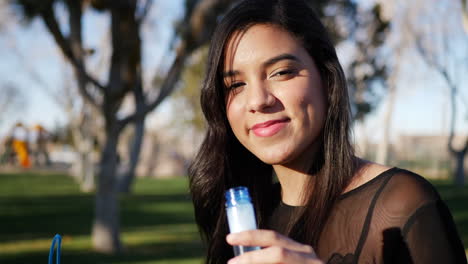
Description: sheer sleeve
401,199,467,264
294,168,466,264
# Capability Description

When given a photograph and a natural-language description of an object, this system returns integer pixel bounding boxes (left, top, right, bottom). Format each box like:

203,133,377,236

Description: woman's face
223,24,326,167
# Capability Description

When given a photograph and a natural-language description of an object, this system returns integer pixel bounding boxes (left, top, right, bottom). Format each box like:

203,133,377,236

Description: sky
0,0,466,143
0,0,184,136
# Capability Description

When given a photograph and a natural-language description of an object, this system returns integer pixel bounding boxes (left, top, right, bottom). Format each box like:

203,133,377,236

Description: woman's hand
226,229,324,264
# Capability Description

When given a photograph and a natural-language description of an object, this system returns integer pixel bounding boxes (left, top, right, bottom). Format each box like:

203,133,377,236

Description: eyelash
227,68,297,90
228,82,245,90
271,68,296,77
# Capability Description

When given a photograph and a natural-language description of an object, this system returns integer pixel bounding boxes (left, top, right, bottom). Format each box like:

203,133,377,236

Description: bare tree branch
414,31,463,155
119,0,235,127
410,0,468,185
0,83,23,119
462,0,468,32
39,6,105,109
136,0,153,25
119,51,186,127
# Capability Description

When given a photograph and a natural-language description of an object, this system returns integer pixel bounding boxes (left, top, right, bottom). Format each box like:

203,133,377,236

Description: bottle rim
225,186,252,207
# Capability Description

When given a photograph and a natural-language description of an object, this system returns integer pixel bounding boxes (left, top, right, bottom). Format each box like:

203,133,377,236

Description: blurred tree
375,2,414,165
0,3,25,126
0,1,12,31
463,0,468,32
409,0,467,185
341,4,390,122
172,47,207,136
58,63,101,192
0,83,24,126
10,0,235,254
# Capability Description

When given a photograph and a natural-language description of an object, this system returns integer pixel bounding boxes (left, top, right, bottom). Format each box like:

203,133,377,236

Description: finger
227,246,323,264
226,229,315,254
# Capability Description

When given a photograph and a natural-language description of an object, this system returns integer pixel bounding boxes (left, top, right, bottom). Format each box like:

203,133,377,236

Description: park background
0,0,467,263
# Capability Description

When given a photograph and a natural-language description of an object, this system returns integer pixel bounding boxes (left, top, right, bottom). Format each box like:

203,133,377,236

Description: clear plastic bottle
225,186,261,256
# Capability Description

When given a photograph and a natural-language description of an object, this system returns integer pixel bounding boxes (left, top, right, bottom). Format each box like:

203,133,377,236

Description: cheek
303,92,326,119
306,96,327,131
289,81,326,125
282,83,318,110
226,100,244,133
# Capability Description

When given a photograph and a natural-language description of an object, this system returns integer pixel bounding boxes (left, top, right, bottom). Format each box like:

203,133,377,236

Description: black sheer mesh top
267,168,467,264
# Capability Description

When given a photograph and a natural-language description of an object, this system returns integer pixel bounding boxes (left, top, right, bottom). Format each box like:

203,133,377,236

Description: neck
273,164,313,206
272,143,322,206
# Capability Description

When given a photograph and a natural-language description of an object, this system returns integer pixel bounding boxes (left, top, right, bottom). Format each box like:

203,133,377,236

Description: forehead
223,24,306,70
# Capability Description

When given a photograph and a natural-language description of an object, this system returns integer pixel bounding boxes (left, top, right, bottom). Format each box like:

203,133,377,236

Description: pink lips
251,118,290,137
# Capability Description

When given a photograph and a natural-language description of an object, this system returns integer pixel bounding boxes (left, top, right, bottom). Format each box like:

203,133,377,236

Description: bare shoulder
344,160,440,202
346,161,441,214
343,161,391,194
381,167,440,203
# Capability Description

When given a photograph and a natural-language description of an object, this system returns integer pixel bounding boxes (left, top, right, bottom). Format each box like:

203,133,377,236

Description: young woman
188,0,467,263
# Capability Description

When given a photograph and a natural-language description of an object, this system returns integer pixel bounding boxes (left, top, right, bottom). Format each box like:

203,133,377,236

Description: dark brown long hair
188,0,356,263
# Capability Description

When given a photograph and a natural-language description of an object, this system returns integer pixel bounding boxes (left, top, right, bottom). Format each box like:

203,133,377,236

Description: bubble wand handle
48,234,62,264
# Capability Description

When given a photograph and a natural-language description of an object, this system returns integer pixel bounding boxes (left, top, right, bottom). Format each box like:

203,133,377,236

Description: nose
247,80,276,113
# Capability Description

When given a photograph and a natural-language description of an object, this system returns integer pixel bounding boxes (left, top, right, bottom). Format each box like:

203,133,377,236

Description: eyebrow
263,53,301,68
223,53,301,78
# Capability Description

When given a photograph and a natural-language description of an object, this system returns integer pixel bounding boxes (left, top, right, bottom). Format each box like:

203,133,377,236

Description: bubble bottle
225,186,261,256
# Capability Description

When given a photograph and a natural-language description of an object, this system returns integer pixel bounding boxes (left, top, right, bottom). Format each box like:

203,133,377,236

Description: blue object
225,186,252,208
48,234,62,264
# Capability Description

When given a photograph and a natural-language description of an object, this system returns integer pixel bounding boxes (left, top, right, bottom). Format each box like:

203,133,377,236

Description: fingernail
226,233,236,242
228,258,238,264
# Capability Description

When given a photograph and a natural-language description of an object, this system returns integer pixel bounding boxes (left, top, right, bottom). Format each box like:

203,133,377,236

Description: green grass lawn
0,172,467,263
0,172,204,264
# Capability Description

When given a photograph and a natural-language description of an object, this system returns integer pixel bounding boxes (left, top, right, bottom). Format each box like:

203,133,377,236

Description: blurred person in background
0,135,15,165
11,122,31,169
29,124,50,167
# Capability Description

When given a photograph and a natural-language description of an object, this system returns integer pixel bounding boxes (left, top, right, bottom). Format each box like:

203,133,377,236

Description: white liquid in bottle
225,186,261,256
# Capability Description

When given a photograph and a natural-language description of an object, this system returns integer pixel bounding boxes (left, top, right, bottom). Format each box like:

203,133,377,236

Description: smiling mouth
251,118,290,137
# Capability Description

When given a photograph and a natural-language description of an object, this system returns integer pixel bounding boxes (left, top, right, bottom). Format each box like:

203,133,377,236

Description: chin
249,144,297,165
257,153,293,165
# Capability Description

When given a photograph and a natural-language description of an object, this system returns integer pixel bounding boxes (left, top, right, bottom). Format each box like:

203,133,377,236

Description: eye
228,81,246,90
270,68,297,79
275,70,294,76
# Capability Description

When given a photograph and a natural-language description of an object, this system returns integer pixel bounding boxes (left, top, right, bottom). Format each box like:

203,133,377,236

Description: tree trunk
447,137,467,187
355,121,368,157
376,80,396,165
118,117,145,192
81,149,95,192
72,151,95,192
90,1,140,253
68,108,96,191
453,150,465,186
443,71,466,186
91,129,122,253
65,0,97,192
